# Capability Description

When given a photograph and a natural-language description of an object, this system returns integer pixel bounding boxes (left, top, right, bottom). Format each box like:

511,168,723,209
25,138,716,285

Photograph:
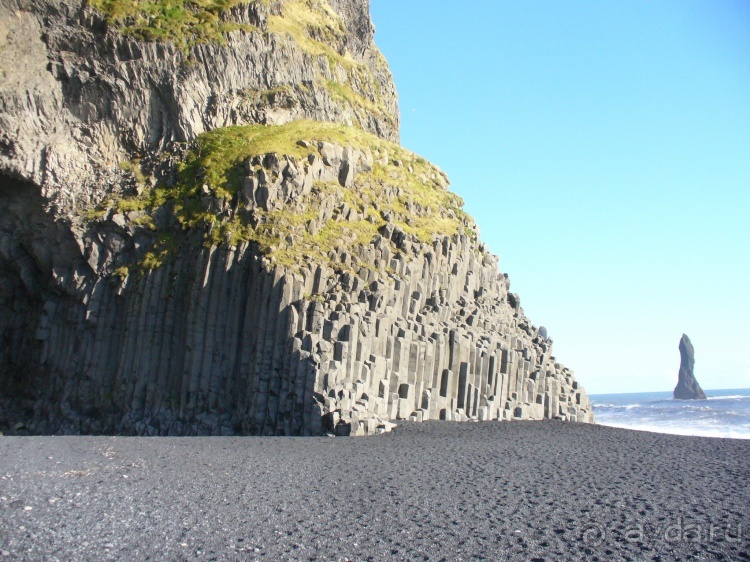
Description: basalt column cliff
0,0,594,435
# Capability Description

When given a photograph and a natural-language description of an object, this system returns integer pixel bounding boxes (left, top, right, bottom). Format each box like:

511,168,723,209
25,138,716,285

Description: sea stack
673,334,707,400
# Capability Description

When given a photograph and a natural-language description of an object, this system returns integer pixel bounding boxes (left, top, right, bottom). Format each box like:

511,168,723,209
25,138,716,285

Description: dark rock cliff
0,0,398,212
0,0,593,435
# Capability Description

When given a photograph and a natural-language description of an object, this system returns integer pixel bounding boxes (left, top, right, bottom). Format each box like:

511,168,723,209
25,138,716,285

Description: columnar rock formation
0,0,398,212
673,334,706,400
0,0,594,434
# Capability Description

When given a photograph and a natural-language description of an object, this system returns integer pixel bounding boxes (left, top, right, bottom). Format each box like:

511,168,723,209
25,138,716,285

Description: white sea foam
591,389,750,440
591,403,642,409
596,421,750,440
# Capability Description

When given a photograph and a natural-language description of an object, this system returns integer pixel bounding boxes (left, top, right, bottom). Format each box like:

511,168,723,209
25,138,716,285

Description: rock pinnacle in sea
673,334,707,400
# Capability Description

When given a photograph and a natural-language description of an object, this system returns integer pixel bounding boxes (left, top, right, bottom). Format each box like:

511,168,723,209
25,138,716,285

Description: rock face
673,334,706,400
0,0,594,435
0,0,398,213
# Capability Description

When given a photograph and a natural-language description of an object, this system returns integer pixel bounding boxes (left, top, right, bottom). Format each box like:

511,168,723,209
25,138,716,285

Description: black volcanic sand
1,421,749,561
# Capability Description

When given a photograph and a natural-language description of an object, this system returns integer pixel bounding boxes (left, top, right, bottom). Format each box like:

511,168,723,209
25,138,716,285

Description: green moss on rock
89,0,259,51
89,0,394,133
107,121,472,275
267,0,346,57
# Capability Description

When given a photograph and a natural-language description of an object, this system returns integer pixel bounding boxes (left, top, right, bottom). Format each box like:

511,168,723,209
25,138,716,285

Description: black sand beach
1,421,748,561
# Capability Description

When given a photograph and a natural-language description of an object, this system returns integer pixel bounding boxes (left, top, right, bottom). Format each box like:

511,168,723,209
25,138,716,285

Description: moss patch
88,0,257,51
81,203,111,221
140,232,179,270
325,79,380,118
267,0,347,63
175,120,400,199
266,0,393,129
90,0,394,131
105,121,472,276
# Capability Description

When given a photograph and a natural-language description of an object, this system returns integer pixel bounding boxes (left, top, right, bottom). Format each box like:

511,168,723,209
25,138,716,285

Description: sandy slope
1,421,748,561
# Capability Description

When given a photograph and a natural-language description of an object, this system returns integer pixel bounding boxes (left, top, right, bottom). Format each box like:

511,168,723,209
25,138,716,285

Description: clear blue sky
370,0,750,394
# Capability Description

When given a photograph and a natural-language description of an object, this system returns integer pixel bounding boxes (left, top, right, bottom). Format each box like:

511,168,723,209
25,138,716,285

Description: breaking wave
590,388,750,440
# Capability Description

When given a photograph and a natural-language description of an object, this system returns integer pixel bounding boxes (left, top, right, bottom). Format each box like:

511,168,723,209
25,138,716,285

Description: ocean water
590,388,750,439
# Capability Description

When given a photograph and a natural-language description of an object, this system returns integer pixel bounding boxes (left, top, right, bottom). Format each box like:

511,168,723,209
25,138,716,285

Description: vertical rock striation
0,0,594,435
0,0,398,212
673,334,706,400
